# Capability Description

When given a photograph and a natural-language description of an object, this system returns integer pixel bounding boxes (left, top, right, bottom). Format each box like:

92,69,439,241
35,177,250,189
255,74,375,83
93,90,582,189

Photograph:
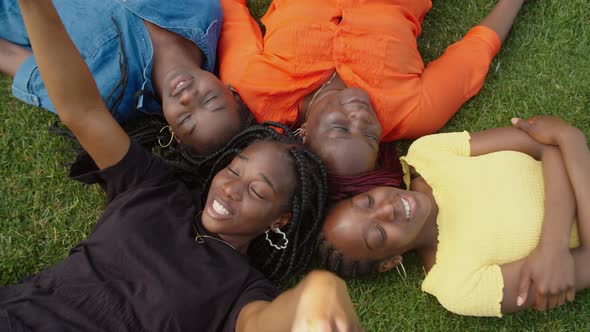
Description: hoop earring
395,261,408,280
293,128,305,137
265,228,288,250
158,125,175,148
227,84,237,94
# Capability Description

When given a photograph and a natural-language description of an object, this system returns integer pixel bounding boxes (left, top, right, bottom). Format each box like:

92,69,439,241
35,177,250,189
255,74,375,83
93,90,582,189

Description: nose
347,109,373,127
372,200,395,222
222,178,243,201
179,90,194,106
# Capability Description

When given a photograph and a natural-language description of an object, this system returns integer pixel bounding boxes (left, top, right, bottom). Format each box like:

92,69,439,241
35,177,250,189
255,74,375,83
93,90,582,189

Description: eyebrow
236,154,248,161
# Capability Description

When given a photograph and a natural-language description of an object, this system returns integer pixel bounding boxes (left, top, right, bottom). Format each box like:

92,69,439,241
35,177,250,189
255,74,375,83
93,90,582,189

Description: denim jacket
2,0,222,123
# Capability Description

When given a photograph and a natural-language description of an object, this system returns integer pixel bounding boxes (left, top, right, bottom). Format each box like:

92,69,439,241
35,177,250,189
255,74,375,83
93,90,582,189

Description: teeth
213,200,229,216
176,81,187,90
401,198,410,221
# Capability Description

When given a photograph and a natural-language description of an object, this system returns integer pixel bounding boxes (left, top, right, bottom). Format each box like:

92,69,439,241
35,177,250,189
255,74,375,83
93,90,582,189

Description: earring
395,261,408,280
227,84,237,94
265,228,288,250
158,125,175,148
293,128,305,137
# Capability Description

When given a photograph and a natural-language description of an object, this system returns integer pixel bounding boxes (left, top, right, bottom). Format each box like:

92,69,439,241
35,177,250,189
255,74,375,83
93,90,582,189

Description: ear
299,122,307,143
271,212,292,230
377,255,402,273
227,84,242,103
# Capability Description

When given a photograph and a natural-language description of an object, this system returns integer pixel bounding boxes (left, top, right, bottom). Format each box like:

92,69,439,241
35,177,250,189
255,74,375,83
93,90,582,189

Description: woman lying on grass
0,0,252,155
319,115,590,316
0,1,364,331
219,0,527,189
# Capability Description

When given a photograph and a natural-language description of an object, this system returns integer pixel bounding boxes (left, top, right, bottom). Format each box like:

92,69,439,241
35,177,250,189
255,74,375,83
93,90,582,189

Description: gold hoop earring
293,128,305,137
395,261,408,280
158,125,175,148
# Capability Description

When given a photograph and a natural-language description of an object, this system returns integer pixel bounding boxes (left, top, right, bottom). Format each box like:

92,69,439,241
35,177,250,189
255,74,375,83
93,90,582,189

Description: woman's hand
293,271,364,332
517,244,576,310
511,116,579,147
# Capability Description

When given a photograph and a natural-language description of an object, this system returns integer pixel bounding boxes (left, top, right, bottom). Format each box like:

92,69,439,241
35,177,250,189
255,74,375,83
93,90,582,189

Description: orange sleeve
218,0,264,83
396,25,502,140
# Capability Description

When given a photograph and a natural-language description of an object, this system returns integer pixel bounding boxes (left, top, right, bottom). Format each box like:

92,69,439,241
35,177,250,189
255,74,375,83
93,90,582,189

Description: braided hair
317,234,380,279
177,122,328,284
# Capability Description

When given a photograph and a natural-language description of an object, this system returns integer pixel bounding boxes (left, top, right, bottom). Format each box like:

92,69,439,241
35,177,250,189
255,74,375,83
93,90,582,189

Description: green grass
1,0,590,330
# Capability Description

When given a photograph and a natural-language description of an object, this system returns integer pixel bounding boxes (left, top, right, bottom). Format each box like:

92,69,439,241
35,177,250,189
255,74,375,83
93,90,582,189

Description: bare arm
471,124,577,311
0,38,31,78
236,271,363,332
17,0,129,169
501,116,590,313
480,0,527,43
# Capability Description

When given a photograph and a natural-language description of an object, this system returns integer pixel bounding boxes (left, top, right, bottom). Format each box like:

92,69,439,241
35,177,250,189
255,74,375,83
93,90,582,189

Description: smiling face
202,140,297,242
303,87,382,176
161,69,245,155
323,186,433,263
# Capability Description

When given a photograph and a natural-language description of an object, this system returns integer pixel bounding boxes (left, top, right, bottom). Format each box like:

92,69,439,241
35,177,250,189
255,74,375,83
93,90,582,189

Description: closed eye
179,114,191,127
366,134,378,142
228,166,239,176
367,195,374,209
376,225,386,245
333,126,349,132
250,186,264,199
204,95,217,105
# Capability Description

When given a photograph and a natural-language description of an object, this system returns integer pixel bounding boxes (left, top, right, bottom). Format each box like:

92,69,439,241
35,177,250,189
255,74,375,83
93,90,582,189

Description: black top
0,143,277,332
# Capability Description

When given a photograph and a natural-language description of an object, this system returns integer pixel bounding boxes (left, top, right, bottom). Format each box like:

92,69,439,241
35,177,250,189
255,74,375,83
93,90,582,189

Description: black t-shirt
0,143,278,332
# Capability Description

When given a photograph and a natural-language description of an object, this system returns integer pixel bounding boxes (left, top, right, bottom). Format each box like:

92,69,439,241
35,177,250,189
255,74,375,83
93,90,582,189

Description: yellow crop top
400,132,579,317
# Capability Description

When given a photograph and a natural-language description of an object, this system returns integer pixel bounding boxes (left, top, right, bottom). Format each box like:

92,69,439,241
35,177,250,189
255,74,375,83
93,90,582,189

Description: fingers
516,273,531,307
535,291,548,311
566,287,576,303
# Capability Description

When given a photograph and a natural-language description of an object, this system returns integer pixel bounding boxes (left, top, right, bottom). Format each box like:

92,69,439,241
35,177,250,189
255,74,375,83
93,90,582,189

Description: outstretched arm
18,0,129,169
398,0,526,139
480,0,527,43
237,271,363,332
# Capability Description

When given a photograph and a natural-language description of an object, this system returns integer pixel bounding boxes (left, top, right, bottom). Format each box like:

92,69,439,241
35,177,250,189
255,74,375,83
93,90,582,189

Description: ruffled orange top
219,0,501,141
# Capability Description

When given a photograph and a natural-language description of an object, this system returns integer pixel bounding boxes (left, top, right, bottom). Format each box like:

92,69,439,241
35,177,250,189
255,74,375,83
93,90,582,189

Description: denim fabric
0,0,221,123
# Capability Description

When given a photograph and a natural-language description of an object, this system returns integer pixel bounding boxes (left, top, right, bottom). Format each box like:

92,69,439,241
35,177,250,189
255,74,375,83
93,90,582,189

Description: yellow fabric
400,132,580,317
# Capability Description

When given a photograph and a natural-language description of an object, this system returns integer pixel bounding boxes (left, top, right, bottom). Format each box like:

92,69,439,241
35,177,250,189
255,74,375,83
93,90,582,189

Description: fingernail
517,296,524,306
511,118,519,126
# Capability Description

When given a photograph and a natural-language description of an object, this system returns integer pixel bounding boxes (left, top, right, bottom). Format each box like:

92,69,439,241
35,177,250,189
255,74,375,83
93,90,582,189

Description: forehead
324,200,373,259
238,141,296,189
315,139,375,175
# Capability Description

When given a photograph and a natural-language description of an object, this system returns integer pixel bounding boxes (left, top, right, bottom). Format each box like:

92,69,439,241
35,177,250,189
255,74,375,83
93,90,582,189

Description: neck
218,234,253,255
144,21,204,99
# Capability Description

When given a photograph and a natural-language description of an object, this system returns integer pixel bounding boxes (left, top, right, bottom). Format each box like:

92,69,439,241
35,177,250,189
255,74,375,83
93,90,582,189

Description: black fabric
0,143,277,332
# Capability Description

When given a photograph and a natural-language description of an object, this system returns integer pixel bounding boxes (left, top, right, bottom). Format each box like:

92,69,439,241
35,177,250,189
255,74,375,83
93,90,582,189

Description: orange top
219,0,501,141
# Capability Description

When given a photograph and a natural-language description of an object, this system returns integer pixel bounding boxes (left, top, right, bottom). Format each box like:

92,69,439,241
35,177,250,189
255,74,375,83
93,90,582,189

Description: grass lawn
1,0,589,330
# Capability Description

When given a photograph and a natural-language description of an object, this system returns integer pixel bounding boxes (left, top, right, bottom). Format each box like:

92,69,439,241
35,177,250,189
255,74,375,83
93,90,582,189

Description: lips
205,196,234,221
169,74,194,97
399,195,416,222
